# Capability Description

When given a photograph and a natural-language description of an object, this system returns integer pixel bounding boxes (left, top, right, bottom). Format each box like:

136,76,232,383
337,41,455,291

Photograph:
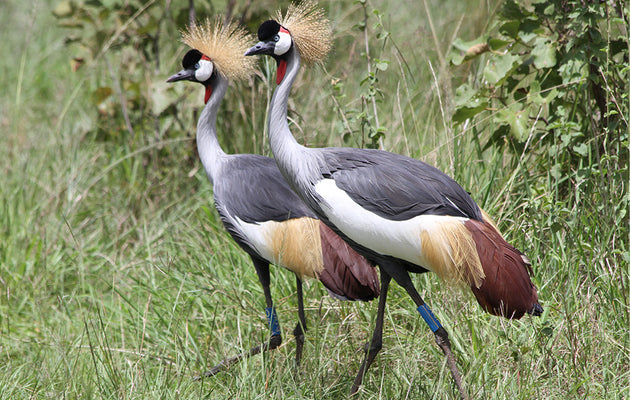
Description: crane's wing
320,148,482,221
214,154,316,223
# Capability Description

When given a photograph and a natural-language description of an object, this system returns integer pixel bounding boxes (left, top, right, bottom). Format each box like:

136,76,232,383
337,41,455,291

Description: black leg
383,266,468,400
201,256,282,377
293,275,307,366
350,267,391,395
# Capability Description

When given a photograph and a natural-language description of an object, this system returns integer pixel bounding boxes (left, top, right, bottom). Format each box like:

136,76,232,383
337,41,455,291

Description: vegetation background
1,0,628,398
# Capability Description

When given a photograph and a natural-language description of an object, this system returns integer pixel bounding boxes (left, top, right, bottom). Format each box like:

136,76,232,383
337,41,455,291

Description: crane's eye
273,34,280,42
194,62,200,69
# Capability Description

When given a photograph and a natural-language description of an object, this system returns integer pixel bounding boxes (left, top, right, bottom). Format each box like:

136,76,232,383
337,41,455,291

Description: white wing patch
314,179,470,276
231,215,324,279
231,216,278,262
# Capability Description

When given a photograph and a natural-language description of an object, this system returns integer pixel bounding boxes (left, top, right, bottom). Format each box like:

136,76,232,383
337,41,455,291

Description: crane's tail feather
417,215,541,319
318,222,380,301
464,218,542,319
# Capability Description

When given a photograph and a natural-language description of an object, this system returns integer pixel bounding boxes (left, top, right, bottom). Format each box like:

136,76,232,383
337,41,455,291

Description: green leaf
518,18,543,43
543,3,555,15
558,58,587,84
375,61,389,71
453,83,488,115
499,21,520,39
573,143,589,157
484,53,520,85
452,103,488,123
496,103,529,142
453,84,488,123
509,112,529,142
528,80,544,105
454,83,477,107
488,37,512,51
532,37,557,68
550,164,562,180
500,0,529,20
353,21,366,31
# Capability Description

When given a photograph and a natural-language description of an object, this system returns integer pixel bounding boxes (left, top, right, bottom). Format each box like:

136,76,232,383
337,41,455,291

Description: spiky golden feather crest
274,0,333,65
181,17,255,81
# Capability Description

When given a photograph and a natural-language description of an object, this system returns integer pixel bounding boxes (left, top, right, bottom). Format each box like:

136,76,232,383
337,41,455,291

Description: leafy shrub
450,0,628,198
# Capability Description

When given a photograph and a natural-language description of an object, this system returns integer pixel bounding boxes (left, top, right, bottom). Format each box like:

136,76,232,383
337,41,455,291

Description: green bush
451,0,628,195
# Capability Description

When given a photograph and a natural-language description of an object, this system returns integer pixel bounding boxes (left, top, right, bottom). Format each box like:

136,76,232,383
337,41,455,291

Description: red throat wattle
204,85,213,104
276,59,287,85
202,54,212,103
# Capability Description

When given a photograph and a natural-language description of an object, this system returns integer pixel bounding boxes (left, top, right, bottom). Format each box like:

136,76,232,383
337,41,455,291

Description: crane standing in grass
166,17,379,376
245,2,543,397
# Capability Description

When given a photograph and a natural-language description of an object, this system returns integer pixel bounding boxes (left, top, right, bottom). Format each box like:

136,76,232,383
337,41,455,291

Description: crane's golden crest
274,0,332,65
181,17,255,81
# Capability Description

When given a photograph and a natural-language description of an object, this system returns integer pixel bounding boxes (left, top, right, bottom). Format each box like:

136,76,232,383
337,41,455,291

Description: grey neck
196,74,229,185
267,46,307,178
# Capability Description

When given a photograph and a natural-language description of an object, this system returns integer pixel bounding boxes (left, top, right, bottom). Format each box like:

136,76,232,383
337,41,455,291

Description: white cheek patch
195,59,213,82
274,31,292,56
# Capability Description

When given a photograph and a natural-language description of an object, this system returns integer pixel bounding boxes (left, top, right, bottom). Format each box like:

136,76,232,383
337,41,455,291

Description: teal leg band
265,307,281,336
417,304,442,332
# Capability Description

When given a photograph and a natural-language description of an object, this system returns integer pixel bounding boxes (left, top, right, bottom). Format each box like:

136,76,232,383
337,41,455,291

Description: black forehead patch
257,20,281,41
182,49,202,69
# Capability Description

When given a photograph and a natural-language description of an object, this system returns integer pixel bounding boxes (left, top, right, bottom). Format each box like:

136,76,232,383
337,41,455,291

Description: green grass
1,0,629,399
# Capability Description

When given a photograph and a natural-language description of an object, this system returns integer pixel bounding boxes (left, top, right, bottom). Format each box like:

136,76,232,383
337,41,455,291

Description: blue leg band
417,304,442,332
265,307,281,336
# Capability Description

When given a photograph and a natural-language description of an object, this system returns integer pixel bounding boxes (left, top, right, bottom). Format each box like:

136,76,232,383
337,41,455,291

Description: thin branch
328,86,355,140
188,0,195,26
361,2,383,150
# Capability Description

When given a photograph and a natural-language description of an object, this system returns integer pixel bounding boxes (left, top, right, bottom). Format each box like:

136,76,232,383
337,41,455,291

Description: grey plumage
214,155,316,223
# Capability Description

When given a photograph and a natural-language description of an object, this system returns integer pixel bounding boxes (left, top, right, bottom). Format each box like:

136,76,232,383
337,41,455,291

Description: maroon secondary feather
318,222,379,301
465,219,539,319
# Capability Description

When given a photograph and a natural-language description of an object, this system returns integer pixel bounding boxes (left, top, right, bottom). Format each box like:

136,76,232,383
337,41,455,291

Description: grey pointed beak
166,68,195,83
245,41,275,56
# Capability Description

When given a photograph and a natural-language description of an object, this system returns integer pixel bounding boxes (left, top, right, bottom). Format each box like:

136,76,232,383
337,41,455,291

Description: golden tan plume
181,17,255,81
419,218,485,288
274,0,333,65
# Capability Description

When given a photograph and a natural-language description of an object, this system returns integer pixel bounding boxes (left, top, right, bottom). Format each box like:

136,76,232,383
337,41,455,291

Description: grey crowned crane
245,2,543,397
166,18,379,376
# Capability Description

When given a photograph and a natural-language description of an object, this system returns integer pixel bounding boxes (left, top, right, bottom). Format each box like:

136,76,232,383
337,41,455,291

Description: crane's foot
198,334,282,378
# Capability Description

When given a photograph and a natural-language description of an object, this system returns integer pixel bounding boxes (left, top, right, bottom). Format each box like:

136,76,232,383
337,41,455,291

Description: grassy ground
1,0,628,399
